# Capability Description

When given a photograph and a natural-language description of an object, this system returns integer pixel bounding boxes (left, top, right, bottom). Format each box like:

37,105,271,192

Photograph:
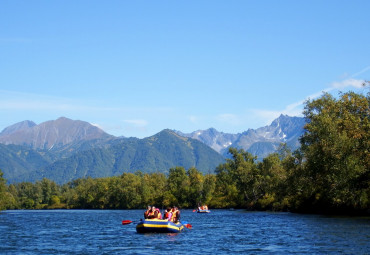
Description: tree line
0,89,369,215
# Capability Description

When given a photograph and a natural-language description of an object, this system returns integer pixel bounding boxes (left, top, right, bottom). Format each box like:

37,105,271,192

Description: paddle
184,223,192,229
181,221,192,229
122,219,145,225
122,220,133,225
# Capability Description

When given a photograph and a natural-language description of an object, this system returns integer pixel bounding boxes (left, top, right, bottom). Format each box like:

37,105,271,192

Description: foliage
0,89,368,215
296,90,370,213
0,169,8,210
0,130,225,184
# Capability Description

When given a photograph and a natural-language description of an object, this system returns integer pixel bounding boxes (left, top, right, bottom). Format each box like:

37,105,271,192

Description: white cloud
331,78,365,89
249,71,368,128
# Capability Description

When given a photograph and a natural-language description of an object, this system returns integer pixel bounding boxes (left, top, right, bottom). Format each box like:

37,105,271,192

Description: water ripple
1,210,369,254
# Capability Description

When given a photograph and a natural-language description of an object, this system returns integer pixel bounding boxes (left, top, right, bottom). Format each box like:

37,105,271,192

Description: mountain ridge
32,129,224,184
175,114,306,159
0,115,306,183
0,120,225,183
0,117,113,150
0,120,36,136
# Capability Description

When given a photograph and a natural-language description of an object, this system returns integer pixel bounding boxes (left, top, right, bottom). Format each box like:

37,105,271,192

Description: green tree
226,148,259,206
136,171,167,208
105,176,122,208
119,173,142,209
167,167,189,207
15,182,41,209
299,90,370,213
36,178,60,206
202,174,216,206
6,184,19,209
74,177,96,209
0,170,8,210
213,162,238,208
256,153,287,210
187,167,204,207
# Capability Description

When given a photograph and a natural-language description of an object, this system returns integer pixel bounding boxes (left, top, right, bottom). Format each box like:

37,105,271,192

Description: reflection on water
0,209,369,254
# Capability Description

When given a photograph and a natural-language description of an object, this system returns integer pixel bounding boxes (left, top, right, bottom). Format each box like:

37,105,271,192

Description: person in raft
153,206,162,219
164,207,172,221
171,206,180,223
144,206,152,219
198,205,208,210
144,206,162,219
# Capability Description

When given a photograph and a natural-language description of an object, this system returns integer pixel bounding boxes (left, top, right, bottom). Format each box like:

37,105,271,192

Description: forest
0,89,369,215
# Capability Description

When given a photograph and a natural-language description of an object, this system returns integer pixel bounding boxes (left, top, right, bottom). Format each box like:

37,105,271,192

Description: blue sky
1,1,369,138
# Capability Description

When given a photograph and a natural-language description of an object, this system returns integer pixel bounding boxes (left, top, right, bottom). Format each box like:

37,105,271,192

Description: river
0,209,369,254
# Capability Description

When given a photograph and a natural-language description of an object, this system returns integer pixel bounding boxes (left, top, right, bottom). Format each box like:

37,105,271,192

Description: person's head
147,206,151,210
152,206,155,210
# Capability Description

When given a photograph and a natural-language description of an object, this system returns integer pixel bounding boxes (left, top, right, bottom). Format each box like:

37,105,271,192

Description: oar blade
122,220,133,225
184,223,192,229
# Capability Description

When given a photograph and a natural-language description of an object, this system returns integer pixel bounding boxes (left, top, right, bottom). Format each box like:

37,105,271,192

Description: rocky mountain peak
0,120,36,136
0,117,112,150
175,115,306,159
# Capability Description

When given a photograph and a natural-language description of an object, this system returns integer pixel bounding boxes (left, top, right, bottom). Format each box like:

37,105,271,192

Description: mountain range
0,115,306,184
175,114,306,158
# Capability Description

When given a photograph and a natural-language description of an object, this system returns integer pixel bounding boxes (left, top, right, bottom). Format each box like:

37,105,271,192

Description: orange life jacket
171,209,178,222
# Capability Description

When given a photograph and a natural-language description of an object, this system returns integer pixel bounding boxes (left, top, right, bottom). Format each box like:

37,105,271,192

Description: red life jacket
164,211,172,220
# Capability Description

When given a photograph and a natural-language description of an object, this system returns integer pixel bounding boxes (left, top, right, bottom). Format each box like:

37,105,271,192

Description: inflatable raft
136,219,185,233
197,209,211,213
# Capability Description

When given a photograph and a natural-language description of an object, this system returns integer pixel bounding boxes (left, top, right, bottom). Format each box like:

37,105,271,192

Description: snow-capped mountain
174,128,240,154
175,115,306,159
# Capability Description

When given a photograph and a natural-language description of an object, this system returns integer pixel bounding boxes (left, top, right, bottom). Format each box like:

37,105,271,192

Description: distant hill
0,117,113,150
0,120,225,183
174,128,240,155
0,143,53,182
34,130,224,184
0,120,36,136
232,115,306,158
0,115,305,184
175,114,306,159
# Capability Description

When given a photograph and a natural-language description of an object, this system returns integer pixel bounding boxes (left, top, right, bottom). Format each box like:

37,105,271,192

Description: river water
0,209,369,254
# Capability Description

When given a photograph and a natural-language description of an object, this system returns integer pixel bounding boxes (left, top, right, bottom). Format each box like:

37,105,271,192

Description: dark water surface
1,209,369,254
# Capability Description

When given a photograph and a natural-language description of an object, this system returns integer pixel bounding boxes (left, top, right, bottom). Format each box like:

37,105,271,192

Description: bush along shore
1,89,369,216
